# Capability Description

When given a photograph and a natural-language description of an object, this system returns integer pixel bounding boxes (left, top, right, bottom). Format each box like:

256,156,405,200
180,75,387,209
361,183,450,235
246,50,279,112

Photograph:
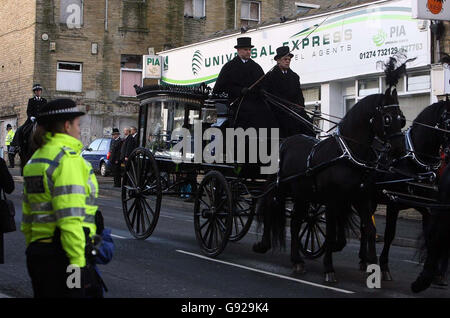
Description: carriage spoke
140,198,153,226
130,201,138,227
126,171,138,189
199,198,211,210
304,226,311,251
299,222,309,240
199,217,211,231
141,197,155,218
233,215,240,234
216,217,227,233
316,222,326,237
203,220,213,247
313,225,322,247
207,221,215,248
126,199,137,216
310,225,315,252
139,200,147,234
213,221,219,248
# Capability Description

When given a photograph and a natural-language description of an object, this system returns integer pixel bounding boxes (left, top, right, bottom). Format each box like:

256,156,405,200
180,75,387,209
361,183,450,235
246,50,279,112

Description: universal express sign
160,0,430,87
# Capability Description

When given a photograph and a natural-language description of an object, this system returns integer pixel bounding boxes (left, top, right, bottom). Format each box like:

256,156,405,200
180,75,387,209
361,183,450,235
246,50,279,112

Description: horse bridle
370,104,405,153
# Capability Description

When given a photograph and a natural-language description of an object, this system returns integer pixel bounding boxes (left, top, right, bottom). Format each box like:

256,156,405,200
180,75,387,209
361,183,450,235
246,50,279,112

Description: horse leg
333,205,347,252
358,220,368,271
253,197,272,253
358,200,378,267
291,199,307,274
379,204,400,281
324,207,337,283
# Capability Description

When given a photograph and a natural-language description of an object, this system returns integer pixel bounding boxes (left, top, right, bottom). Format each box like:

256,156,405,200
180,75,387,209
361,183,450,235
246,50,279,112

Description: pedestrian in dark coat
125,126,138,161
109,128,122,187
120,127,131,163
212,37,278,131
262,46,312,137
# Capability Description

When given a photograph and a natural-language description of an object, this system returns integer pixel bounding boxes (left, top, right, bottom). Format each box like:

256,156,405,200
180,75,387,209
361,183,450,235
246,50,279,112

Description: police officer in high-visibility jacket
21,98,107,298
5,124,15,168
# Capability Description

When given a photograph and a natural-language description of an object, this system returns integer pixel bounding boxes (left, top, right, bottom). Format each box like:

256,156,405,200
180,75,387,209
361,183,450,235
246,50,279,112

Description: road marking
402,260,423,265
176,250,355,294
111,234,127,239
0,292,11,298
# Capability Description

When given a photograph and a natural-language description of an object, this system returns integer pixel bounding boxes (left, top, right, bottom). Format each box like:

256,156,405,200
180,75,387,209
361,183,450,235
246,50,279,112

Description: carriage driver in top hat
212,37,277,131
262,46,312,137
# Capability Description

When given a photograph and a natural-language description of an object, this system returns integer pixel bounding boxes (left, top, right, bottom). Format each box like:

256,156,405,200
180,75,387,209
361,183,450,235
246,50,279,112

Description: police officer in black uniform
262,46,312,137
27,84,47,124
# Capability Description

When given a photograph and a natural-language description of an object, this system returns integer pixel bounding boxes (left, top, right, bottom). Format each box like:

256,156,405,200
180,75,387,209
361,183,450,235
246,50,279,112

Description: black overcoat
262,67,312,137
213,56,278,130
27,96,47,118
109,138,122,164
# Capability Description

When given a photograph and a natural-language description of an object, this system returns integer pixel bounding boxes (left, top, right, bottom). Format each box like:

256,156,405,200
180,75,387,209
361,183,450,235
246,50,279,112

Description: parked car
81,137,113,176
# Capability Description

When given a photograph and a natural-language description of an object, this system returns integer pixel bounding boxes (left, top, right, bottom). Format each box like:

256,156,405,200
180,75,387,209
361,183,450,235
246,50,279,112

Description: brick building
0,0,305,150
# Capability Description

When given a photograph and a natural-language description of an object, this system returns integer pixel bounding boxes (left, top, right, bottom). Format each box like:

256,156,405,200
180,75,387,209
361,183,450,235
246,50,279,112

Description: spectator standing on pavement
22,98,110,298
124,126,138,162
109,128,122,187
0,156,15,264
120,127,131,164
5,124,15,168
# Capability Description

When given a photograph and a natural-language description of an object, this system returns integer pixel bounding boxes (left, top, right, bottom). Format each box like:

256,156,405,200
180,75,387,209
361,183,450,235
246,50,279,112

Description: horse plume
384,53,417,89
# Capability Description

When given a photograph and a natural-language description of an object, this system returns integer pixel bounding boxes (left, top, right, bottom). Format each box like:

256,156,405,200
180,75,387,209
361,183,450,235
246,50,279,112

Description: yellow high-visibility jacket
5,129,14,146
21,132,98,267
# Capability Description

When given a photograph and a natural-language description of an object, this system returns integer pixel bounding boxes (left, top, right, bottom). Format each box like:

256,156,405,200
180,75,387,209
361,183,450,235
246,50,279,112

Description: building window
407,72,430,92
120,55,142,97
56,62,82,92
241,1,260,27
60,0,83,28
295,2,320,15
184,0,206,18
358,78,379,97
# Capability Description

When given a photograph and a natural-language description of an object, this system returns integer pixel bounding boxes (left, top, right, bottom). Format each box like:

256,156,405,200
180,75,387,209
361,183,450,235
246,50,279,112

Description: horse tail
270,187,287,249
255,181,286,249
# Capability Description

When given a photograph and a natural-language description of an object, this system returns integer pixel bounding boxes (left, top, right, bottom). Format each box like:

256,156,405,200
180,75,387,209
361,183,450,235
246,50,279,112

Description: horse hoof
293,263,306,274
432,275,448,288
252,242,271,254
324,272,337,283
359,262,367,271
411,274,433,293
382,271,393,281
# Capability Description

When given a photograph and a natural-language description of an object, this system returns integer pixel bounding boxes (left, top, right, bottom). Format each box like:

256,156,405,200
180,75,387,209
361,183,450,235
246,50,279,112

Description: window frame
241,0,261,22
184,0,206,18
56,61,83,93
120,68,143,97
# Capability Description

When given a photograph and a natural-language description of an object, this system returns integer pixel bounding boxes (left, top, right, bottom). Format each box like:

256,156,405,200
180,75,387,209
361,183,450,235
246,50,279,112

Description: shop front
158,0,433,133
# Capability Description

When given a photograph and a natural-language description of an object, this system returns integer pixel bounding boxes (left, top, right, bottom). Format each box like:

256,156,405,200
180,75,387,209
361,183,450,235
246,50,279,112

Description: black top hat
6,124,12,129
234,37,254,49
112,128,120,135
37,98,85,124
32,83,43,91
274,46,293,60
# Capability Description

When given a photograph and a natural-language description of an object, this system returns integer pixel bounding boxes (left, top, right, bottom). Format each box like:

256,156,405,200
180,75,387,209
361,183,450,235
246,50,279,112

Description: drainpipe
105,0,108,31
234,0,237,29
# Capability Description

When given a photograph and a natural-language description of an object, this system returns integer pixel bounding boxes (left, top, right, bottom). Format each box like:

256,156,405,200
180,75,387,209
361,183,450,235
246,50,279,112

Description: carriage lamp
202,99,218,124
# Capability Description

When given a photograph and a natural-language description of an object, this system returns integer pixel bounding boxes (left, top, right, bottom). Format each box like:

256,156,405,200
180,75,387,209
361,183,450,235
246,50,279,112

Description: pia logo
372,29,387,47
192,50,203,76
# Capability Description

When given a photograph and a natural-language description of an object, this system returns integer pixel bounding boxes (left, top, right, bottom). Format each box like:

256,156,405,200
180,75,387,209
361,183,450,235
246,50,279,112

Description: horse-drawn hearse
120,56,450,291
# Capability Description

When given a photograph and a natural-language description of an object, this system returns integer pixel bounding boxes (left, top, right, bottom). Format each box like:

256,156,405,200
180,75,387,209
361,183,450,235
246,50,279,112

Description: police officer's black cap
37,98,85,124
6,124,12,129
234,37,254,49
274,46,293,60
32,84,43,91
112,128,120,135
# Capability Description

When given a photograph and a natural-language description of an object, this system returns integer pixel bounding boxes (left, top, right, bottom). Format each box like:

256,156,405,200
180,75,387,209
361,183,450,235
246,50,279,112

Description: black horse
10,119,36,175
357,99,450,280
411,162,450,293
253,84,406,281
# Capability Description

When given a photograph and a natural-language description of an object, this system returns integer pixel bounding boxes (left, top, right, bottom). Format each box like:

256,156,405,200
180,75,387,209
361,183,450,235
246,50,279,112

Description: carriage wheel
228,181,255,242
122,148,162,240
298,203,327,259
194,171,233,257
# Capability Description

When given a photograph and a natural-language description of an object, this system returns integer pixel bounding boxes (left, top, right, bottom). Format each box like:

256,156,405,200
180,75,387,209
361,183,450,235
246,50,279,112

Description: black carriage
121,83,326,258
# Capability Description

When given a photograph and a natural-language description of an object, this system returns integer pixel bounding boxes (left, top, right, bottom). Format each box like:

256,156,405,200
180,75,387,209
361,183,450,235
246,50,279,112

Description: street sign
412,0,450,21
143,55,162,79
